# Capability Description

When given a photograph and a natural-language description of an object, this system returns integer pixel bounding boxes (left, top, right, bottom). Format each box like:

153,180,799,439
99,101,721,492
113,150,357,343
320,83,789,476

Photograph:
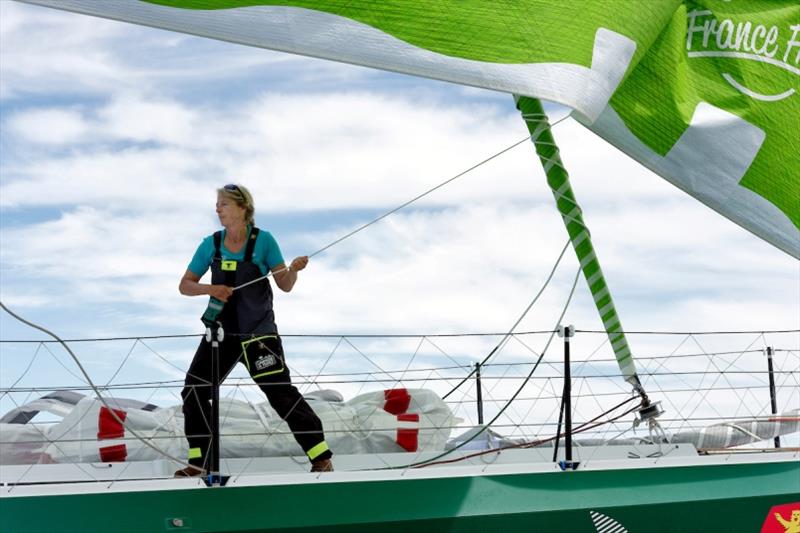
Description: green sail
587,0,800,258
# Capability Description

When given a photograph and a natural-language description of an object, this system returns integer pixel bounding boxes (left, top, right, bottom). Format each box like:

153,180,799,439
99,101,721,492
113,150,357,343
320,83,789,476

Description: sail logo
762,503,800,533
686,9,800,101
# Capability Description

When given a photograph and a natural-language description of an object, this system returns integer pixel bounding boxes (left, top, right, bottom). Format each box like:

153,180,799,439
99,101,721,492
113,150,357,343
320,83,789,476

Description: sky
0,1,798,446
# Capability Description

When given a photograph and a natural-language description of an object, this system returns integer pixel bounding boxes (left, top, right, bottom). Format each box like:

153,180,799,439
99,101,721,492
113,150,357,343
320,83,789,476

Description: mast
514,96,650,404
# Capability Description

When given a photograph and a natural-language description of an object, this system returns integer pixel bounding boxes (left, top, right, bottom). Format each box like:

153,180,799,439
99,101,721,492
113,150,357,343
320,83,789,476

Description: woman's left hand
290,256,309,272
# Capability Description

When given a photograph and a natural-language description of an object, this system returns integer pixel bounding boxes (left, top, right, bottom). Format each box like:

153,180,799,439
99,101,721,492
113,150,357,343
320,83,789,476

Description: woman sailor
175,183,333,476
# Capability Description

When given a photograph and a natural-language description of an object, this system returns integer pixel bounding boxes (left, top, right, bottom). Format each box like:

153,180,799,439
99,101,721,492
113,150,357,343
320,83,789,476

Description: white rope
233,115,573,293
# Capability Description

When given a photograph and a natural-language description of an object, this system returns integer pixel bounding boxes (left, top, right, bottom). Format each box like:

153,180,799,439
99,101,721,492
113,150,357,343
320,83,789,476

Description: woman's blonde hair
217,184,255,225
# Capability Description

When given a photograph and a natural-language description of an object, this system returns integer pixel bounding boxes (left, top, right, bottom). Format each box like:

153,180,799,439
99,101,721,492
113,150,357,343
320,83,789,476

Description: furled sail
0,389,459,465
17,0,798,257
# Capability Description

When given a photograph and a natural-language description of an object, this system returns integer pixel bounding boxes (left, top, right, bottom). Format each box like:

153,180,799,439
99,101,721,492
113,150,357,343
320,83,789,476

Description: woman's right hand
208,284,234,302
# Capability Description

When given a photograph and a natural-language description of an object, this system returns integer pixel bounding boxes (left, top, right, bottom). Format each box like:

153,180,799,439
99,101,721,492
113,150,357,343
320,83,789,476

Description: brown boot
174,465,206,478
310,458,334,473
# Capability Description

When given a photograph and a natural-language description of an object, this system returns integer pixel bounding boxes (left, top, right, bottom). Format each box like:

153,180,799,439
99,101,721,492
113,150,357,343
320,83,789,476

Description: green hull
2,458,798,533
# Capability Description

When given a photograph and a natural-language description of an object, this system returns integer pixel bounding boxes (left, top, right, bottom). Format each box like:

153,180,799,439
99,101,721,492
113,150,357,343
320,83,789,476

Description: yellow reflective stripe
241,335,277,349
251,367,284,379
307,441,329,461
241,335,277,373
188,447,202,460
221,260,237,271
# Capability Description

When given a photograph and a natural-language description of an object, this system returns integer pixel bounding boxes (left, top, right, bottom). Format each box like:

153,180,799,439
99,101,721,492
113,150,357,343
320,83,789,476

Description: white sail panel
14,0,682,123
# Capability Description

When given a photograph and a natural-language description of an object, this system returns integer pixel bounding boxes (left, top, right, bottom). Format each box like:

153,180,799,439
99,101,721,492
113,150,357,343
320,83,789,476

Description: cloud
2,88,796,342
7,107,90,145
1,91,533,210
0,1,371,101
0,2,131,99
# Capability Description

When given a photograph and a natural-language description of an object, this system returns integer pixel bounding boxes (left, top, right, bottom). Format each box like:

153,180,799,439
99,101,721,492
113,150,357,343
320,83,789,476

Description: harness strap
244,227,260,263
212,231,223,260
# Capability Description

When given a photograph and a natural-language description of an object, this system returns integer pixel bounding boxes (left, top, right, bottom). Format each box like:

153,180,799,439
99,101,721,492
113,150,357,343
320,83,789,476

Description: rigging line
4,330,796,343
420,398,640,469
424,265,583,465
103,338,140,387
300,336,345,394
482,335,565,396
681,333,767,427
0,301,192,471
304,134,536,260
582,415,654,467
0,331,546,343
571,335,611,378
306,336,425,469
419,336,478,399
0,342,44,402
0,334,202,343
345,337,431,464
670,334,750,427
574,329,800,335
40,341,88,384
109,392,182,487
229,380,317,481
482,357,538,428
138,338,211,385
639,333,694,419
243,357,399,475
233,116,573,293
545,395,640,449
385,265,584,471
442,238,571,400
3,392,102,489
506,372,553,441
341,337,397,383
6,366,789,395
442,376,795,404
2,344,783,392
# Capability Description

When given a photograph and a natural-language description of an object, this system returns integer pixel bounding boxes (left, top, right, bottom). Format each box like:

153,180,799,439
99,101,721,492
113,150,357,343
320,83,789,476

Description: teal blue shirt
188,227,284,277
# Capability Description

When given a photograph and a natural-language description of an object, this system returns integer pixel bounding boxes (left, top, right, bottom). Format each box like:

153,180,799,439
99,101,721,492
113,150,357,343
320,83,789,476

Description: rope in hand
234,112,572,292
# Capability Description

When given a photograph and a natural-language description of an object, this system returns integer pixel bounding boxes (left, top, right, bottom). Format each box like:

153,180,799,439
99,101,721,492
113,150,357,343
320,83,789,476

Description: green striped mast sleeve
515,95,643,393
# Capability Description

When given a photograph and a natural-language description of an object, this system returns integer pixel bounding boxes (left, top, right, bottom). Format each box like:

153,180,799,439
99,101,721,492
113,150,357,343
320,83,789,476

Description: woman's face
216,194,246,226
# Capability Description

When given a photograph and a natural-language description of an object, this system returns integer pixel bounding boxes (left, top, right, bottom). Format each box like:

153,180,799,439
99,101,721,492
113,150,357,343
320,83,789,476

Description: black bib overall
181,227,332,469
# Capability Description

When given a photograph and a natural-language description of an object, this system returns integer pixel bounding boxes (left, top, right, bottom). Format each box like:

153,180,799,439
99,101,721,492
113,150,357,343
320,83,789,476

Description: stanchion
558,325,578,470
766,346,781,449
205,322,226,486
475,362,484,425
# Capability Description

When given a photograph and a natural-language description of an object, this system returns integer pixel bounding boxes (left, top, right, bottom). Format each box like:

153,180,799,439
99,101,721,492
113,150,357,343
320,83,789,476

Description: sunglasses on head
223,184,240,192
